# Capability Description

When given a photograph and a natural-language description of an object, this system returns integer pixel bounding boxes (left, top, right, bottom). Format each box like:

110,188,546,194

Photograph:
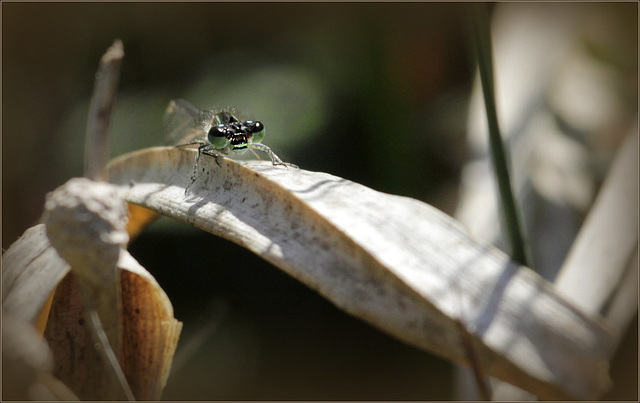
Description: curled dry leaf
106,146,614,400
2,179,182,400
43,178,129,397
119,250,183,400
43,250,182,400
3,225,69,327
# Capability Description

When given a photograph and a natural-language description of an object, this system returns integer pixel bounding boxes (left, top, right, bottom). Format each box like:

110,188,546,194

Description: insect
164,98,297,195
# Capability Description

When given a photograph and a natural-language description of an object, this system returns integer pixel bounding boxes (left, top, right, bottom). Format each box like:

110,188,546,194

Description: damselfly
164,99,297,195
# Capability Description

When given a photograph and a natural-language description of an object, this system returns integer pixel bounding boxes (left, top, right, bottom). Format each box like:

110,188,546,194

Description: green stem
469,4,533,269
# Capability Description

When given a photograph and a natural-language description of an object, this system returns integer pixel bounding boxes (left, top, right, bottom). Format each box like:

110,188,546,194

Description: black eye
208,124,226,138
247,121,265,144
250,121,264,134
208,125,230,148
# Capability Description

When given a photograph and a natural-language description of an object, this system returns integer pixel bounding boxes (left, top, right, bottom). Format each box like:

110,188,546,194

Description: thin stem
86,307,135,401
469,4,533,269
84,39,124,181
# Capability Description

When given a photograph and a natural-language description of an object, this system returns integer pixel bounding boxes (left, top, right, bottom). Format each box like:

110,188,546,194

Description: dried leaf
3,182,181,400
43,251,182,400
106,146,614,399
43,178,132,399
120,251,183,400
2,225,69,326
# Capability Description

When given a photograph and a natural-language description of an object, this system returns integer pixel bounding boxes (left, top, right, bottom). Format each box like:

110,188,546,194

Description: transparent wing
164,99,213,145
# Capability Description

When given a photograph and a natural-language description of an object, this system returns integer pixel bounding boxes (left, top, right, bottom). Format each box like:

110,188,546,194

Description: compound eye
208,125,229,149
248,121,265,144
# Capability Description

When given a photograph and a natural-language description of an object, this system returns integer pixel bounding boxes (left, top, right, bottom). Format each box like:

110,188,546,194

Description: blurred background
3,2,637,400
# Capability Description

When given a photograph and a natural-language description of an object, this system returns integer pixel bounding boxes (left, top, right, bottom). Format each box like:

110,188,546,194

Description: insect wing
164,99,211,146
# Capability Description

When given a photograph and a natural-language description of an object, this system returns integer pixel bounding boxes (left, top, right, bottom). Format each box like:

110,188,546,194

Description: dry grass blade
107,146,614,399
555,130,638,326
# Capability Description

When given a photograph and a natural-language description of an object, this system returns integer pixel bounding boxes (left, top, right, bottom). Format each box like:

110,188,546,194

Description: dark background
3,2,636,400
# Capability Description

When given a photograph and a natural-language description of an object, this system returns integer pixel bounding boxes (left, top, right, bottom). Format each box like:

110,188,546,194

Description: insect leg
202,147,228,167
250,143,298,168
185,144,212,195
249,148,263,161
